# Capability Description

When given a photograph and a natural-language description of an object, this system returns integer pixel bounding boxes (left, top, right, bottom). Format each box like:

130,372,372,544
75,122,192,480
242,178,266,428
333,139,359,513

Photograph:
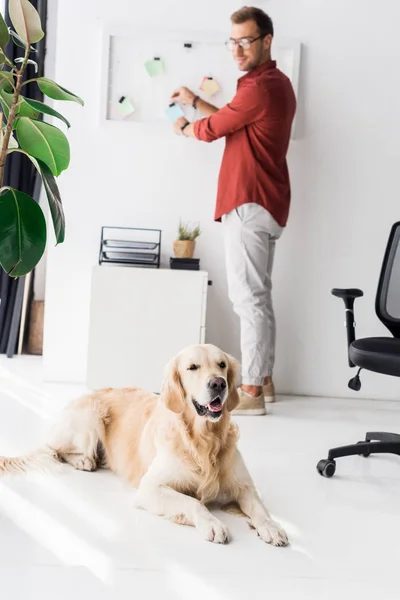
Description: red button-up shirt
194,60,296,226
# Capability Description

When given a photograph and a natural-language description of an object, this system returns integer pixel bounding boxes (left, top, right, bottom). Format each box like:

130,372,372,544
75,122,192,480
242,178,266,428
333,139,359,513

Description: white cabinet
86,266,208,392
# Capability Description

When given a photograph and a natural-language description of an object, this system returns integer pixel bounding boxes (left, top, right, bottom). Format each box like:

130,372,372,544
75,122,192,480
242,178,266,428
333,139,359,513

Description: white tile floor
0,355,400,599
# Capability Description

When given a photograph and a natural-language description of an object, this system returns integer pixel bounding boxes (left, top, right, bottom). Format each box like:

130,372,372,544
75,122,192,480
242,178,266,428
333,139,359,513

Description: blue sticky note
165,102,184,122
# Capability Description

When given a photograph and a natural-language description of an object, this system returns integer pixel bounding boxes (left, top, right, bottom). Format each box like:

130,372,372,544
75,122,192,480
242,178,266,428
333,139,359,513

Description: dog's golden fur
0,344,288,546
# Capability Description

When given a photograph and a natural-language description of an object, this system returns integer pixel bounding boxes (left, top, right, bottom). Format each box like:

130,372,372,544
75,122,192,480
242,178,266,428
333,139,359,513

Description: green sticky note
144,57,164,77
117,96,135,117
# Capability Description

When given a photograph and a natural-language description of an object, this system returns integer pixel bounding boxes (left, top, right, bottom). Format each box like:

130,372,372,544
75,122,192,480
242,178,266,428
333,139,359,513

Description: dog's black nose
208,377,226,393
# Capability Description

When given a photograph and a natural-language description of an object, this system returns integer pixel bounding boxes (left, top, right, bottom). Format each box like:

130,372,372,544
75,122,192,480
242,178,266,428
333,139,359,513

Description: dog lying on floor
0,344,288,546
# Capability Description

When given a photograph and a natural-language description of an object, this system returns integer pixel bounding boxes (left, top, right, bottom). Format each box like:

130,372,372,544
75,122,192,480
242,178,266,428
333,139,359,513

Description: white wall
43,0,400,401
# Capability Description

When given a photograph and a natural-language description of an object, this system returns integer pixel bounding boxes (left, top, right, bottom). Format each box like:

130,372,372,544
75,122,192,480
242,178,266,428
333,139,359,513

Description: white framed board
100,27,301,137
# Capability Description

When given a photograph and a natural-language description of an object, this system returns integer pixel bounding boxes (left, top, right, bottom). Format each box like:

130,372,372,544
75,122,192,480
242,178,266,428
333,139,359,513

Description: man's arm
194,81,264,142
170,86,218,117
172,82,264,141
195,97,219,117
173,117,197,138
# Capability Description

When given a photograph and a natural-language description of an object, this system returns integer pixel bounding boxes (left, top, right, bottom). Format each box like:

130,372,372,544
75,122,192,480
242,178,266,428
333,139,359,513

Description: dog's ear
160,358,186,414
226,354,240,412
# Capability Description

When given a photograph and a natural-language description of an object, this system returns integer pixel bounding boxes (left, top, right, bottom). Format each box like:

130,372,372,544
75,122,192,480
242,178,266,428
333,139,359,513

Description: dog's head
160,344,240,421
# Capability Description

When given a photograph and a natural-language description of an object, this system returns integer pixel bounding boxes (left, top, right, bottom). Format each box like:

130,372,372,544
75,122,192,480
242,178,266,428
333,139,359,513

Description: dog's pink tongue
208,401,222,412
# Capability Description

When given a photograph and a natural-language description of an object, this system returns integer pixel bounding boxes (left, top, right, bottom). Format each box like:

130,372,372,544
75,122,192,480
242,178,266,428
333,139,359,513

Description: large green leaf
0,89,40,121
8,148,65,243
23,97,71,128
9,29,37,52
0,14,10,48
37,158,65,243
9,0,44,44
36,77,84,106
16,117,70,176
0,188,46,277
0,71,15,94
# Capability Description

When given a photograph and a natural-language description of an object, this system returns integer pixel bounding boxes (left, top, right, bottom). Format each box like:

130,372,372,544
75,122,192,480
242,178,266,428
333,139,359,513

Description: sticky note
144,57,165,77
117,96,135,118
165,102,184,122
200,77,220,97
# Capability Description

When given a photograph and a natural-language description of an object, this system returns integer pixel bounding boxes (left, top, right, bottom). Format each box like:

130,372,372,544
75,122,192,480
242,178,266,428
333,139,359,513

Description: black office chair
317,221,400,478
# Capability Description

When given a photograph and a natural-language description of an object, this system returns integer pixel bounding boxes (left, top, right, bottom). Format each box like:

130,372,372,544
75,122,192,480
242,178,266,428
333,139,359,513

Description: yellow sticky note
200,77,220,97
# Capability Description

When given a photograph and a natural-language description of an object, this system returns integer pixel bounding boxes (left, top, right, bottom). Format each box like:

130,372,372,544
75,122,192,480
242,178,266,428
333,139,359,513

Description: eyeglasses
225,35,264,51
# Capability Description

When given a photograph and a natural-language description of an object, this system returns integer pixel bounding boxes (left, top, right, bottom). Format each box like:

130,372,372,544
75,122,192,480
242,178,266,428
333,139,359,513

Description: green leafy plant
177,221,201,241
0,0,84,277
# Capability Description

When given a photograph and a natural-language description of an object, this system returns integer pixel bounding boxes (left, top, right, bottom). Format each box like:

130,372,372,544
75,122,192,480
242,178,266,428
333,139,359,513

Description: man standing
171,6,296,415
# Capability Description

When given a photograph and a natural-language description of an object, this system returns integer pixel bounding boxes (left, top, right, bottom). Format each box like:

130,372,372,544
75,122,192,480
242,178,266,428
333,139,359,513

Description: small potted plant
173,221,201,259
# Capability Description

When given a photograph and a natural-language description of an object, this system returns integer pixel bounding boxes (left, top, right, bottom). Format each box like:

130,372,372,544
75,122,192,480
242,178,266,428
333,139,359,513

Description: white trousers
222,203,283,386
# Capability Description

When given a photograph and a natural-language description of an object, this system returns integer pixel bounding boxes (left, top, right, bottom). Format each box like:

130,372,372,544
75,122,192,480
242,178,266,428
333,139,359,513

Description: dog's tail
0,446,60,476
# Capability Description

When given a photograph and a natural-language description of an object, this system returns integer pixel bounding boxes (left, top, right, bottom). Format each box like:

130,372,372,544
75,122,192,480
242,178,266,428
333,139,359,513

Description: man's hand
174,116,188,135
170,86,196,106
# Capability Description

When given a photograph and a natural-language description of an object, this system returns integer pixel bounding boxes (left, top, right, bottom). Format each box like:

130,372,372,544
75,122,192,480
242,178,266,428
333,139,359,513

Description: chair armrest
332,288,364,302
331,288,364,367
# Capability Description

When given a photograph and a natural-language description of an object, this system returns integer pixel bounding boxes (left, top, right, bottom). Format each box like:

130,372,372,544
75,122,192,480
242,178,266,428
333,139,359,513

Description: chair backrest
376,221,400,338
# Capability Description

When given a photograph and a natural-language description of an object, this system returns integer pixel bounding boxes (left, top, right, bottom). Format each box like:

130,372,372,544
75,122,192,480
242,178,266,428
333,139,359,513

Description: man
171,6,296,415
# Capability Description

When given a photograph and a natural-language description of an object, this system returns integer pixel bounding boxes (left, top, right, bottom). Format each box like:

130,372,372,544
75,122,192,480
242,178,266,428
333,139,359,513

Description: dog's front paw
197,516,230,544
257,519,288,547
75,457,96,472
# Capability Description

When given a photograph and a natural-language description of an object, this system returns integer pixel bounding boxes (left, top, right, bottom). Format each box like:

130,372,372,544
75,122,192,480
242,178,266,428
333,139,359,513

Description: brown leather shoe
232,388,266,416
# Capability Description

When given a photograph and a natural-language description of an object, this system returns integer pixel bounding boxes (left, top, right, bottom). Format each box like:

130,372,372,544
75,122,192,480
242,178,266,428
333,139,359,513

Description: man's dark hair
231,6,274,37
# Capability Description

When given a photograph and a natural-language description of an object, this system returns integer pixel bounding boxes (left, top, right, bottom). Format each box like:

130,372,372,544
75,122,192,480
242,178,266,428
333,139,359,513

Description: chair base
316,432,400,478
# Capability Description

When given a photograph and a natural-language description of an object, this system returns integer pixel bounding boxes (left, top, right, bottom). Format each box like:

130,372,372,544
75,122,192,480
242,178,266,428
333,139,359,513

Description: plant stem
4,57,15,69
0,46,30,188
20,77,38,88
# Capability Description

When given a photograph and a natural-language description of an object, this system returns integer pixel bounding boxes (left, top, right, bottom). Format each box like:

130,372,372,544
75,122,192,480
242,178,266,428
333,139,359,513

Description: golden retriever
0,344,288,546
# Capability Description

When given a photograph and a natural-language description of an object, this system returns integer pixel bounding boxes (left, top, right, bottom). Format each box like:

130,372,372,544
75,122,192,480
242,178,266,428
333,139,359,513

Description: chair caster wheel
356,441,371,458
317,459,336,478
